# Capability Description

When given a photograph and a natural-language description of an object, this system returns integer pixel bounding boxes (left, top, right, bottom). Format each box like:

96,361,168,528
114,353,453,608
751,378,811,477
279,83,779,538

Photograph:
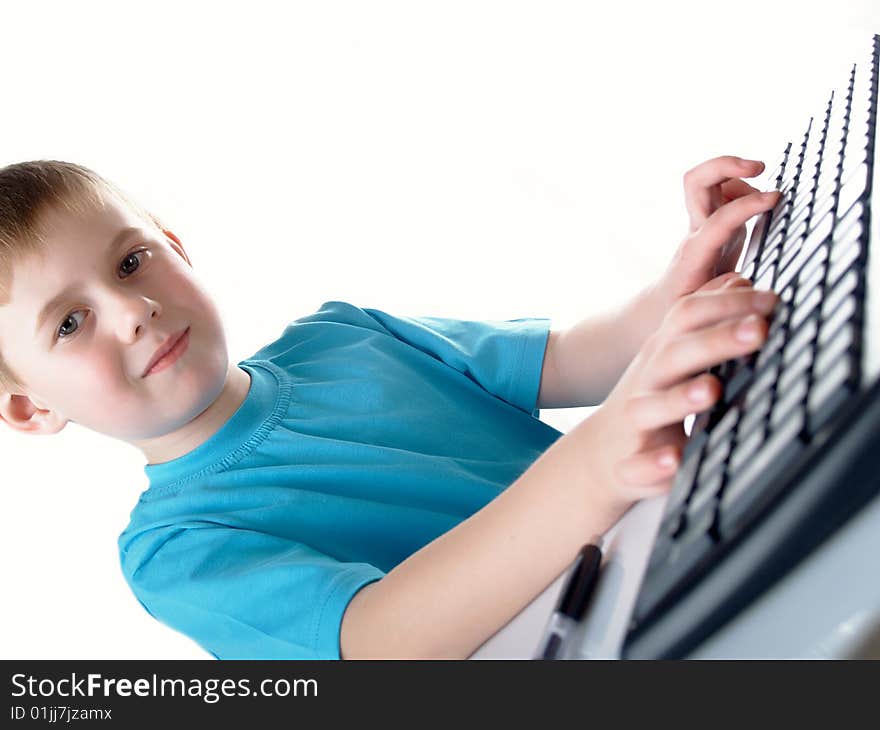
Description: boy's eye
54,249,148,342
57,311,85,339
119,251,144,274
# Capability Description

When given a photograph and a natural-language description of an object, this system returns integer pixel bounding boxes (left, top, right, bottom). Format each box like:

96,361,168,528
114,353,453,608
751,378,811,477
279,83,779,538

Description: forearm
542,283,669,408
340,414,623,659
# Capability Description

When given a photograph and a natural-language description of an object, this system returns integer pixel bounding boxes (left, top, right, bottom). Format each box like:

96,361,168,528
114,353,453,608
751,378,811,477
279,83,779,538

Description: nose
108,291,162,344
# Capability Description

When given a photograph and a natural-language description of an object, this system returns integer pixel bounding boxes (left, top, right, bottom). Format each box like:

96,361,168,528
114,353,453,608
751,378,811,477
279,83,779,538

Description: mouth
142,327,190,378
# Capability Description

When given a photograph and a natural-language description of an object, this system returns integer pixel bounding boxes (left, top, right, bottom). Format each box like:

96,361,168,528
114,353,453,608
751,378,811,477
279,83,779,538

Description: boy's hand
653,155,782,312
585,273,778,518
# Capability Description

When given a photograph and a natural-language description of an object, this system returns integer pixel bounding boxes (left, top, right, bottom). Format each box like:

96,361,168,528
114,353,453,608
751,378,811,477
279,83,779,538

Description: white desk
470,489,880,660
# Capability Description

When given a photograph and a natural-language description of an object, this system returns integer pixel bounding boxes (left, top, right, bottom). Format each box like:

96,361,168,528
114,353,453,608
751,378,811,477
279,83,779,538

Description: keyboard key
754,266,776,291
765,195,788,228
767,300,793,339
754,247,780,283
797,242,831,286
777,242,802,276
813,321,858,376
707,404,740,452
811,192,837,224
811,182,838,213
837,161,869,214
797,160,819,187
783,218,809,252
827,238,863,284
832,215,865,253
794,266,825,307
833,200,865,243
765,212,790,244
820,137,845,171
660,447,704,523
769,375,808,430
728,425,766,475
756,328,786,371
745,356,781,408
737,390,772,437
681,426,709,463
838,164,869,215
687,468,724,523
821,268,860,318
718,408,806,540
782,317,818,367
807,356,857,437
818,296,857,346
722,363,755,406
790,288,822,331
799,211,834,258
778,241,829,293
779,342,815,392
762,228,786,257
699,431,733,478
848,114,874,145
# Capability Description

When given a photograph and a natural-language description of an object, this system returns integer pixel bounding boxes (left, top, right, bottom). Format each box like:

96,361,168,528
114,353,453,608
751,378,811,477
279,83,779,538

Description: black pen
534,535,604,660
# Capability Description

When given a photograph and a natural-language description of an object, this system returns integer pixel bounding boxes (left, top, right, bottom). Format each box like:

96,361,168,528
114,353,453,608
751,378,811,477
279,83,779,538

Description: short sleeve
360,306,552,417
124,526,385,660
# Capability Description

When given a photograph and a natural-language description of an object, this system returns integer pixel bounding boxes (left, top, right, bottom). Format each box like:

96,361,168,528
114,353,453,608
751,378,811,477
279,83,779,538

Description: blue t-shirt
117,301,564,659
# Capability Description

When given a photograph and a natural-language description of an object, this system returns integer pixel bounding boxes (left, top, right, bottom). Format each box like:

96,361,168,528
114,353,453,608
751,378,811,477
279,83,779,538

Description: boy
0,157,780,659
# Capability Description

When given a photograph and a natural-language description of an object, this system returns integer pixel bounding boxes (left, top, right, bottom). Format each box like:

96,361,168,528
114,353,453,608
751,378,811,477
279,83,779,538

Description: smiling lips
142,327,190,377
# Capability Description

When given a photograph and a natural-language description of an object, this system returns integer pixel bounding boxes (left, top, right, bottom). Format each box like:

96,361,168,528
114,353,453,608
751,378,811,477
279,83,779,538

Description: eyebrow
34,226,142,338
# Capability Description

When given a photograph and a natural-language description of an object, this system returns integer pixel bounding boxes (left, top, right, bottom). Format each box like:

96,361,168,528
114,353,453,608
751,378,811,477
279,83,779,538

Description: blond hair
0,160,167,392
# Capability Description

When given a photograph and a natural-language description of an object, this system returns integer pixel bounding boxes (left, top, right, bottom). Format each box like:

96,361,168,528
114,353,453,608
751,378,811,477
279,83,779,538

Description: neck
135,362,252,465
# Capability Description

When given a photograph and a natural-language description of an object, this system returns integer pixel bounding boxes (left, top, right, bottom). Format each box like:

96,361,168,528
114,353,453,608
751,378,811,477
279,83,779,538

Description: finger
698,272,753,293
686,191,781,277
614,445,681,495
666,286,777,335
722,275,753,289
652,311,773,391
698,272,741,292
684,156,766,227
715,224,749,276
625,374,722,432
639,421,690,453
684,156,766,190
720,177,762,202
668,286,776,333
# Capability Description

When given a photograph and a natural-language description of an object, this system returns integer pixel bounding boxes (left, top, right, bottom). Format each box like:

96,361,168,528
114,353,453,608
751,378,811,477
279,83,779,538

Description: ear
162,228,192,268
0,389,69,435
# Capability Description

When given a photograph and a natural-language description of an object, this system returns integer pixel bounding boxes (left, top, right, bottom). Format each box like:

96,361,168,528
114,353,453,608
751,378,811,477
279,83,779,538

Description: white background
0,0,877,659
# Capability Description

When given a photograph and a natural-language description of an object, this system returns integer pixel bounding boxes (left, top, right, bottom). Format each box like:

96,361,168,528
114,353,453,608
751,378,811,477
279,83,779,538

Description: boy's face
0,193,232,445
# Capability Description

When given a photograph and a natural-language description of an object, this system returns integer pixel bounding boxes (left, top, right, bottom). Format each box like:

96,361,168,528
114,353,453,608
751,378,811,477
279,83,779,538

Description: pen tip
588,534,603,549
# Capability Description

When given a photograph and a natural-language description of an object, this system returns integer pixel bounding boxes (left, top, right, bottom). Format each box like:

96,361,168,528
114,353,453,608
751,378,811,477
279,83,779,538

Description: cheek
50,350,128,399
58,353,141,426
156,269,221,327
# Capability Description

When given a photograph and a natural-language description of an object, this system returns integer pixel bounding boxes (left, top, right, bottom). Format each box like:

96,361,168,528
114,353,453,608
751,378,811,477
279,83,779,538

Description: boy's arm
340,414,621,660
537,283,667,409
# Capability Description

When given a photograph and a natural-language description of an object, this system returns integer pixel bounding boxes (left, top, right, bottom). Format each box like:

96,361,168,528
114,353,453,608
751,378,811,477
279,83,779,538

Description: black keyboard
622,34,879,659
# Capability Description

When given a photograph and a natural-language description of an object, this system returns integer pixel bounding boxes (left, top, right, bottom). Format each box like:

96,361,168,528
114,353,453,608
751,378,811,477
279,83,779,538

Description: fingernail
763,190,780,200
752,290,778,313
736,314,762,342
688,382,710,403
658,452,678,468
